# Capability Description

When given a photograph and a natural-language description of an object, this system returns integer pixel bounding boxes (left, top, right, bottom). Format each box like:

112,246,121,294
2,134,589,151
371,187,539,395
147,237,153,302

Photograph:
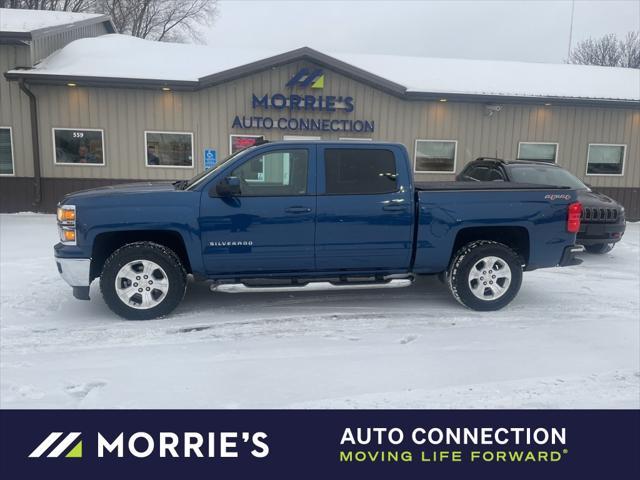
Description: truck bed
413,184,578,274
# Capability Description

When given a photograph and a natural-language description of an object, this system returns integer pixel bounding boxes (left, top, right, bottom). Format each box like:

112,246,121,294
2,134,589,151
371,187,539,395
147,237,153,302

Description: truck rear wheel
447,240,523,311
100,242,187,320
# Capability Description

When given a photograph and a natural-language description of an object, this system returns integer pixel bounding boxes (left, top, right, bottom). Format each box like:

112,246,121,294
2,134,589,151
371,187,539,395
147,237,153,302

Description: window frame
414,139,458,174
52,127,106,167
517,141,559,164
229,134,264,156
0,126,15,176
338,137,373,141
585,143,626,177
323,147,400,196
144,130,194,169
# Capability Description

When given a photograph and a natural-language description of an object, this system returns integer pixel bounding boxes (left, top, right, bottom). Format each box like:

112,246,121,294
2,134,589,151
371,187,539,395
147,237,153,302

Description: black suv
457,158,626,253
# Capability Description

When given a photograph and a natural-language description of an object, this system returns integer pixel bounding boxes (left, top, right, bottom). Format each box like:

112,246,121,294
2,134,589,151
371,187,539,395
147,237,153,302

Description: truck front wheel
447,241,523,311
100,242,187,320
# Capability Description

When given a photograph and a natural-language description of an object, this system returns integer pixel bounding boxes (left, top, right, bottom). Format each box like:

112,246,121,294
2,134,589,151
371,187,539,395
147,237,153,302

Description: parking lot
1,214,638,409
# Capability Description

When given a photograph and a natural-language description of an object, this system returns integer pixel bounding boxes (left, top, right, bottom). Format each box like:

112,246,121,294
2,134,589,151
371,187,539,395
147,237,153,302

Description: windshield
183,146,257,190
509,164,589,190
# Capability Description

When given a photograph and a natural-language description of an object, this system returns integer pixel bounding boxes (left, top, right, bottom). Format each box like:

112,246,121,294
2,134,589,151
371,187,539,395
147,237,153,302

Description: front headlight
57,205,77,245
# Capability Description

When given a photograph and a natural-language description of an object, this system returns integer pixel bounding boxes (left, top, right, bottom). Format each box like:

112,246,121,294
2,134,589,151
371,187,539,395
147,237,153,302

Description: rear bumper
578,221,626,245
558,245,585,267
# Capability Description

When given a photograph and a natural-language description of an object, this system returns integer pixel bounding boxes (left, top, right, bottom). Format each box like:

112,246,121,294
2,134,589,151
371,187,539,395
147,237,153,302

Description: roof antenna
567,0,576,61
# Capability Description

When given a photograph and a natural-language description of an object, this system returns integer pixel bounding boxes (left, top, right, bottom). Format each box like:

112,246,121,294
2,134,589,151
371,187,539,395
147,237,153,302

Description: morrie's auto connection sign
231,68,375,134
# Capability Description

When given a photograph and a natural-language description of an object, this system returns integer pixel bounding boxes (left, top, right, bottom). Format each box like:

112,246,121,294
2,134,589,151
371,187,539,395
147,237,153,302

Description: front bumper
55,257,91,286
578,221,626,245
558,245,585,267
55,257,91,300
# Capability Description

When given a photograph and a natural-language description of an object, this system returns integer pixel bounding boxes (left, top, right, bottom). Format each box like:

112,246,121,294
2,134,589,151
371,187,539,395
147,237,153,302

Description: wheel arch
452,226,530,266
90,230,192,281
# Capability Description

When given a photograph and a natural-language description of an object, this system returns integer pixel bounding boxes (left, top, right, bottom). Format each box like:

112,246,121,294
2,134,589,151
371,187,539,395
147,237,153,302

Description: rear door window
466,166,489,181
324,148,398,195
487,168,505,181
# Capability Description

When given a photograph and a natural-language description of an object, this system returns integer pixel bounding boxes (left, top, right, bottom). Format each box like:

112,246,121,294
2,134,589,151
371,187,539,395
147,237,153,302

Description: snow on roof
0,8,104,33
28,34,272,81
334,52,640,101
9,33,640,102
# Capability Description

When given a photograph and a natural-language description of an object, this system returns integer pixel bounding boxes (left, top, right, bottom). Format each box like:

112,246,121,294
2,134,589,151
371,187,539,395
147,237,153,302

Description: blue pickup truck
55,141,584,320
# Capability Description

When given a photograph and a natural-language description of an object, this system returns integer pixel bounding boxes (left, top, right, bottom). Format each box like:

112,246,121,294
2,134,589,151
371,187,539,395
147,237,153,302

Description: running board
210,278,413,293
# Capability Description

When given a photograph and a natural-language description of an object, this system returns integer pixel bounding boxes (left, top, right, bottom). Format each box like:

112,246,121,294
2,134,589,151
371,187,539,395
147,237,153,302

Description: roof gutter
18,80,42,208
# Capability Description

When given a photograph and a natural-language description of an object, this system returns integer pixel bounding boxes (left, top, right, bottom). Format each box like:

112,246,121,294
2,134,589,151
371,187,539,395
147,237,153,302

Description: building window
230,134,264,155
414,140,457,173
53,128,104,165
0,127,14,175
586,144,626,176
518,142,558,163
145,131,193,168
230,149,309,196
324,148,398,195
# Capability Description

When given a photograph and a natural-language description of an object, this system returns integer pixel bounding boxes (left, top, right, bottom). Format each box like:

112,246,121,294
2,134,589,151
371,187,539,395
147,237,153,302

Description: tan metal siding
31,22,110,65
29,60,639,189
0,44,34,177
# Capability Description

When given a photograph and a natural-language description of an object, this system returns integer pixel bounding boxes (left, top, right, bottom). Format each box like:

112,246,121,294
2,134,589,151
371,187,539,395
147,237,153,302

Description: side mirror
213,176,241,197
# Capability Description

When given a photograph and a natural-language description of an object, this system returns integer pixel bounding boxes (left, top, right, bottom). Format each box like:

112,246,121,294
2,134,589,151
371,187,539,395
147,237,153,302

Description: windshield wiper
173,180,188,190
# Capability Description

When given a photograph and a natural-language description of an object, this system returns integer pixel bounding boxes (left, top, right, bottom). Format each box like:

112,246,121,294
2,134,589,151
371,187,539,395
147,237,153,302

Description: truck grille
581,207,619,223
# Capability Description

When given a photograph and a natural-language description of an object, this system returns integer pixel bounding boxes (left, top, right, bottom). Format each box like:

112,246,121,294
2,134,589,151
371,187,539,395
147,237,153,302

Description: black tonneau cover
415,181,572,191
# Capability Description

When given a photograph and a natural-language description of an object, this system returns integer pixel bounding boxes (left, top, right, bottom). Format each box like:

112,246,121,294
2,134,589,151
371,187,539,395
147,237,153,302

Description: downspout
18,79,42,208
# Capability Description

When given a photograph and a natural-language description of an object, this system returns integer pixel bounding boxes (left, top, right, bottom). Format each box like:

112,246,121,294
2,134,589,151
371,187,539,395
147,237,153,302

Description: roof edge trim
4,46,640,107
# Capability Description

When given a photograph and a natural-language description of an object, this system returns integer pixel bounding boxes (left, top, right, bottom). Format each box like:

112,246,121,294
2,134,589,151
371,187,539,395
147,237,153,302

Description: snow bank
0,215,638,409
11,33,640,101
0,8,103,33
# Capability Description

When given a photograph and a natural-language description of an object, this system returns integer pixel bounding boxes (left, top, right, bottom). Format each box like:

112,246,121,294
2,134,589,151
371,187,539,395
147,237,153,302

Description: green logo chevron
29,432,83,459
66,440,82,458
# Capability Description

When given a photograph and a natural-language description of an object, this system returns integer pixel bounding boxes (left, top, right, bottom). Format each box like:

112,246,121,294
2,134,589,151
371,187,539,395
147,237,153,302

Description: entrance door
315,145,414,272
199,146,316,275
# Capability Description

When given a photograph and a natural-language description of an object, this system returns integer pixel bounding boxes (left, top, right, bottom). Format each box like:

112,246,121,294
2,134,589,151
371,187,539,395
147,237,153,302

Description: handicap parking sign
204,149,217,169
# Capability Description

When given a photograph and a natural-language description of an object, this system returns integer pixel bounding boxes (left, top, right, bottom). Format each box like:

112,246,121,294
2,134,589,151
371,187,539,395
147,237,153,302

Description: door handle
285,206,312,214
382,205,408,211
382,198,408,212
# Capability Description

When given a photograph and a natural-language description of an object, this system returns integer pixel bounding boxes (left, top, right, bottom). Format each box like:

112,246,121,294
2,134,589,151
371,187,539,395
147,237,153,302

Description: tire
447,240,523,311
584,243,614,254
100,242,187,320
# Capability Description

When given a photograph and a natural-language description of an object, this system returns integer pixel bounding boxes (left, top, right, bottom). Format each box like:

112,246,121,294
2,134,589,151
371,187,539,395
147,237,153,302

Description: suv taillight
567,202,582,233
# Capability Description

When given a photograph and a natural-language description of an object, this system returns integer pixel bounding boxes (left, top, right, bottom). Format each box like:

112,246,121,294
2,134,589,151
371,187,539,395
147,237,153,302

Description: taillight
567,202,582,233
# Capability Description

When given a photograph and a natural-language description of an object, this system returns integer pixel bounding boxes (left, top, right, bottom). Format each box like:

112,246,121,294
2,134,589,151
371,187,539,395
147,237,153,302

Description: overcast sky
205,0,640,64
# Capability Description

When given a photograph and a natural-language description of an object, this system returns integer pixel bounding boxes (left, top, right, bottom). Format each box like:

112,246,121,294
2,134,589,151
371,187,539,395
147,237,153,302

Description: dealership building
1,9,639,218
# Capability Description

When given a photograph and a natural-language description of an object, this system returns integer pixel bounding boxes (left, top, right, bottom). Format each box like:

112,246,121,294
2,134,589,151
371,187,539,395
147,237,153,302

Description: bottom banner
1,410,638,478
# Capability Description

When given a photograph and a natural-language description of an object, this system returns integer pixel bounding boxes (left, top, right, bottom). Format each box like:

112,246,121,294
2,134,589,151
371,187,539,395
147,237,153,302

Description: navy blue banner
1,410,638,479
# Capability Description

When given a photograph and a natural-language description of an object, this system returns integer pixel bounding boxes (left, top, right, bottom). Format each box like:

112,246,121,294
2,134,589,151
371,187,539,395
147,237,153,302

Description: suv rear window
324,149,397,195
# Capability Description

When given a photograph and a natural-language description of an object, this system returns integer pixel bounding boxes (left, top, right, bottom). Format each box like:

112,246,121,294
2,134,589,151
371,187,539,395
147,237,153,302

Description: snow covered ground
1,214,638,409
